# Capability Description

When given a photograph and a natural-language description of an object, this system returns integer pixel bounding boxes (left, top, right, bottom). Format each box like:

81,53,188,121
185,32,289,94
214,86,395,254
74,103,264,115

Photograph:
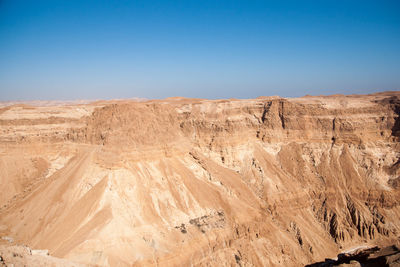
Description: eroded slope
0,92,399,266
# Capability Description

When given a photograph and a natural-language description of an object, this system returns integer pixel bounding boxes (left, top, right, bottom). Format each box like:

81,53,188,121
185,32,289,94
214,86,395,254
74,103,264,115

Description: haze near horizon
0,0,399,101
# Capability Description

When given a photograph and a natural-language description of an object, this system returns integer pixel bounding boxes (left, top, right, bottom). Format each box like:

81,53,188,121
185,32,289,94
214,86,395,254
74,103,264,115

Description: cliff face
0,92,399,266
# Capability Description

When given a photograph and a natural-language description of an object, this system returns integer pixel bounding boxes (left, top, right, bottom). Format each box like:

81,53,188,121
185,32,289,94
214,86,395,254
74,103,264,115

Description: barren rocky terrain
0,91,399,266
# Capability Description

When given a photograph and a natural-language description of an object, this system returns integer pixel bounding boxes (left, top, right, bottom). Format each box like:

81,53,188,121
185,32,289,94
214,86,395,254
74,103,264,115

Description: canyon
0,91,399,266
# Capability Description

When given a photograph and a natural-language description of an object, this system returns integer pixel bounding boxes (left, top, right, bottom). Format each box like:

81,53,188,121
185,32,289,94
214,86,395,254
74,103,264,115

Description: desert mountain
0,91,400,266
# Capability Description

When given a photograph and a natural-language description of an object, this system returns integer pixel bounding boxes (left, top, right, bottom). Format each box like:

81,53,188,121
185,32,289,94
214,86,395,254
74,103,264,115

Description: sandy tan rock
0,91,399,266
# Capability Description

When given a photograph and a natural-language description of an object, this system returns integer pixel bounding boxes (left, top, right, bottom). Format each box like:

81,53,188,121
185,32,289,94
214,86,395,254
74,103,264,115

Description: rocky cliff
0,92,399,266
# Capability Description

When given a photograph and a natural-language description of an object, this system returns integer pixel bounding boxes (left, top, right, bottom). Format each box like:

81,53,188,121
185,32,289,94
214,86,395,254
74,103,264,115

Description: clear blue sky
0,0,399,100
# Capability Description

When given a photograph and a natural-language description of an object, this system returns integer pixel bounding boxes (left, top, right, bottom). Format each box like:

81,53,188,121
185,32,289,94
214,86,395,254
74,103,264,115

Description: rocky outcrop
0,92,399,266
306,245,400,266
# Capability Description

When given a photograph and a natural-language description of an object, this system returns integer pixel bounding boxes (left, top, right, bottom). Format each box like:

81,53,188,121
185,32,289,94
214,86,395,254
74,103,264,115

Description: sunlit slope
0,92,399,266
